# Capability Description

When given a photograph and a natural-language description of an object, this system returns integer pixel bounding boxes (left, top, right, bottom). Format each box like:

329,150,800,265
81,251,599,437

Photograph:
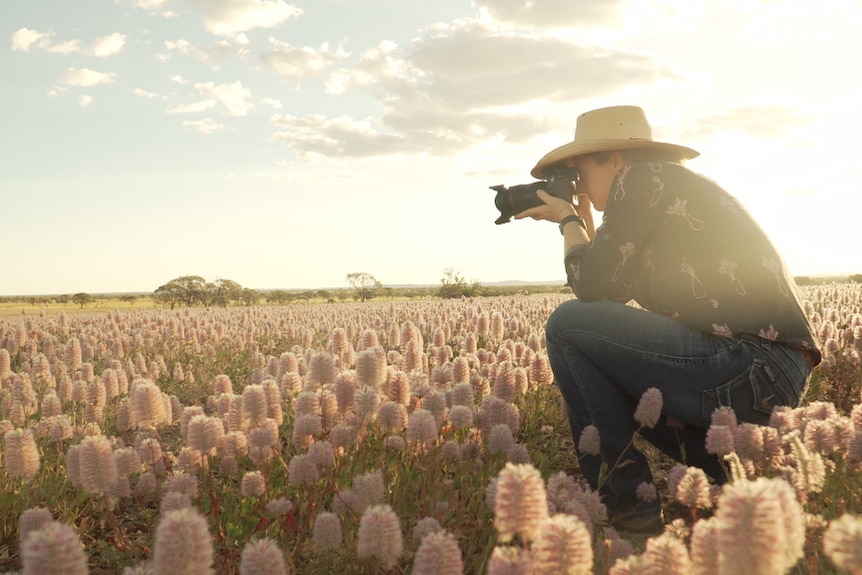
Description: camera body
489,172,576,225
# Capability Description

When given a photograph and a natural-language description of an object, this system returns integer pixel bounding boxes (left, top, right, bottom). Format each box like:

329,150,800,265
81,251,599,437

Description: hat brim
530,139,699,179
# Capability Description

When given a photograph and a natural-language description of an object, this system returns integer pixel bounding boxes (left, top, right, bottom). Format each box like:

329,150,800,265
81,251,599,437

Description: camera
489,171,576,225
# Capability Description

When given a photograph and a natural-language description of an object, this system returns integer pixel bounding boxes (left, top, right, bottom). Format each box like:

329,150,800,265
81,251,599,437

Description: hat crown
574,105,653,142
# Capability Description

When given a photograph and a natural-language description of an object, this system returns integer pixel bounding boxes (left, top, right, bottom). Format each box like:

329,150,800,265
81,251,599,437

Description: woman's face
566,152,625,211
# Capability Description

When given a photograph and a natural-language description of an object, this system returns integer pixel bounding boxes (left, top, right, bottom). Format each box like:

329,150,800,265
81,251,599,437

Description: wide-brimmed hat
530,105,699,178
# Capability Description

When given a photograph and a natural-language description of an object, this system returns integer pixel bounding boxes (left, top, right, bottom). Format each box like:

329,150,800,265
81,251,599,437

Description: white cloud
133,88,161,99
196,81,253,116
168,81,252,116
167,99,216,114
91,33,126,57
10,27,51,52
129,0,171,9
287,22,680,160
59,67,116,87
189,0,303,36
163,38,234,63
476,0,627,28
47,40,82,55
261,97,282,109
80,95,95,107
260,39,350,80
11,28,125,57
182,118,225,133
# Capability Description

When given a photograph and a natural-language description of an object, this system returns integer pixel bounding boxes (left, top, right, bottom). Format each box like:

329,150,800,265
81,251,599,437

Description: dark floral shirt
565,161,821,361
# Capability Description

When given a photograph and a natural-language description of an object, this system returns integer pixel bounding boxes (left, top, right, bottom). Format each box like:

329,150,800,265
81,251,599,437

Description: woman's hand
514,189,577,223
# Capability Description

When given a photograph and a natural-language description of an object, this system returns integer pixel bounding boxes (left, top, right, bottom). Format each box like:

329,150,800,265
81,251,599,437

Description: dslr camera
489,170,576,225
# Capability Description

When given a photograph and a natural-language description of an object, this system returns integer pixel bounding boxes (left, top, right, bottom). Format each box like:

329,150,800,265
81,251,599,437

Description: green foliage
71,292,94,308
438,268,481,299
345,272,381,302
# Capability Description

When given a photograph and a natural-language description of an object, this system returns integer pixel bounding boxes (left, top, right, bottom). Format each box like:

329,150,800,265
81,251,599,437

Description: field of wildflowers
0,282,860,574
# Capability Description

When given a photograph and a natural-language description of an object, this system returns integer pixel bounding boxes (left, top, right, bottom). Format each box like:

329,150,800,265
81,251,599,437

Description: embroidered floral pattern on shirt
712,323,733,338
613,165,632,202
612,242,636,282
759,325,779,340
762,256,790,297
681,258,707,299
650,176,664,206
667,198,704,231
718,259,746,295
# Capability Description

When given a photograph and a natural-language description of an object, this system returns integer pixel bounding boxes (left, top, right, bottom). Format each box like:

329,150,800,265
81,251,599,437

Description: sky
2,0,861,296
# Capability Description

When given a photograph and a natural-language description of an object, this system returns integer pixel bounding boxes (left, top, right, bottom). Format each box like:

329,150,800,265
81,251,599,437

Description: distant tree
154,275,207,309
207,279,243,307
850,274,862,283
72,292,94,308
239,288,260,306
346,272,382,302
267,290,290,305
438,268,481,299
119,294,139,306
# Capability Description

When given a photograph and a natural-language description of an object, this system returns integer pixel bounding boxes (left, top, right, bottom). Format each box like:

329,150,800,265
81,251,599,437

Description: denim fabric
545,299,811,518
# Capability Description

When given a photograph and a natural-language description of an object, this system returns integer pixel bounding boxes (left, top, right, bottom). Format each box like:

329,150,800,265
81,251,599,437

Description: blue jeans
545,300,811,518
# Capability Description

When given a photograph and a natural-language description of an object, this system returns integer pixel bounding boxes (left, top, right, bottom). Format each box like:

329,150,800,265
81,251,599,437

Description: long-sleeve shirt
565,161,821,362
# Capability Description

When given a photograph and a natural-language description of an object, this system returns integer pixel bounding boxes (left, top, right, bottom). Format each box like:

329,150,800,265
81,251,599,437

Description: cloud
11,27,126,57
59,67,116,87
279,21,679,159
133,88,162,99
92,33,127,57
10,27,51,52
476,0,627,28
162,38,235,63
269,114,420,159
260,39,350,80
182,118,225,133
188,0,302,37
688,105,815,139
80,95,95,107
168,81,253,116
261,97,282,109
47,40,82,55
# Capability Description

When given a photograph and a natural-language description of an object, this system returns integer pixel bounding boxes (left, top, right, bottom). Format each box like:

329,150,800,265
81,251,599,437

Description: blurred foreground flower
412,530,464,575
493,463,549,543
21,521,88,575
356,504,402,569
239,537,287,575
824,514,862,574
713,477,804,575
153,507,215,575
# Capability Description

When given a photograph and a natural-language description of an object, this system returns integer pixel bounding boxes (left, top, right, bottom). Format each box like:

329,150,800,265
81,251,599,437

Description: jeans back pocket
701,359,797,425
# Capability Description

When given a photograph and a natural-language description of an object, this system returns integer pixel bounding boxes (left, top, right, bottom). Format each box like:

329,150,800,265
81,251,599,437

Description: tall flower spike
21,520,88,575
689,517,720,575
577,425,601,456
633,387,662,428
239,537,287,575
412,530,464,575
312,512,342,552
714,477,804,575
823,514,862,574
642,533,692,575
5,428,41,480
532,514,593,575
672,467,712,512
486,546,533,575
18,507,54,549
356,504,403,570
493,463,549,544
152,507,215,575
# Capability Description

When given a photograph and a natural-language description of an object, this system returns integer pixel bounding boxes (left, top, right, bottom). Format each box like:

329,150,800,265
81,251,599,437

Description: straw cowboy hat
530,105,699,178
